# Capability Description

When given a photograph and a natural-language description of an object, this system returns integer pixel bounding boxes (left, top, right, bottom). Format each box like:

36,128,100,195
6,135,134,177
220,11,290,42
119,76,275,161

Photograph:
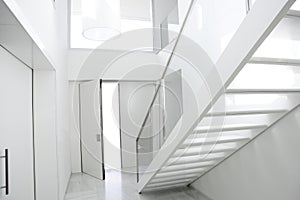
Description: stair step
206,109,287,116
148,179,192,187
188,129,259,142
227,62,300,91
156,169,205,178
161,163,213,173
150,177,193,184
226,89,300,94
249,57,300,66
194,124,268,133
173,145,237,158
210,93,300,114
166,152,226,166
199,116,276,129
145,183,187,190
150,174,197,183
181,136,251,148
199,112,283,129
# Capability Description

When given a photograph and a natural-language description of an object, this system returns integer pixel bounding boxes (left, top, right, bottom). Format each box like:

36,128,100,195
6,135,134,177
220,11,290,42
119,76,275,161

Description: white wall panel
69,82,82,173
34,70,58,200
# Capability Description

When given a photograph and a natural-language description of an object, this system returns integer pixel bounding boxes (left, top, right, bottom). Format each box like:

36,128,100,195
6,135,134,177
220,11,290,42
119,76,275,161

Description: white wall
192,106,300,200
3,0,71,199
68,49,164,81
34,70,58,200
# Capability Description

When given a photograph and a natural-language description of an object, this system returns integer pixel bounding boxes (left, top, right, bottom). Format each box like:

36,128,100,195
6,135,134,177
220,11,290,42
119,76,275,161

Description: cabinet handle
0,149,9,195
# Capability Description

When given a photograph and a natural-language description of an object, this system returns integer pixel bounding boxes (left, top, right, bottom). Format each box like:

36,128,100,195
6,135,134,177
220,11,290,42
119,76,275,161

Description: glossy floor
64,169,211,200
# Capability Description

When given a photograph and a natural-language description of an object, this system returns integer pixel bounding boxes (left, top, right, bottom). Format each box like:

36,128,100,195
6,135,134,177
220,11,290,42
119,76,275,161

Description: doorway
79,80,122,181
102,82,122,172
102,81,122,187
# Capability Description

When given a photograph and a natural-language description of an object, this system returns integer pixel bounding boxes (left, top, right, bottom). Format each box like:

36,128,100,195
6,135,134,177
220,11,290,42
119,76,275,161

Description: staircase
137,0,300,193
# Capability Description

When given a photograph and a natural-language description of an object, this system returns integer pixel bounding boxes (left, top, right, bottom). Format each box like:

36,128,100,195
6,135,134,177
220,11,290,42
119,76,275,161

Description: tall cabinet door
80,80,105,180
0,47,34,199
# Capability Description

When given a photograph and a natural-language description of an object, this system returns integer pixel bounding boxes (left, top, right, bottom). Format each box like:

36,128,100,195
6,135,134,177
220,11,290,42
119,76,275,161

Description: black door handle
0,149,9,195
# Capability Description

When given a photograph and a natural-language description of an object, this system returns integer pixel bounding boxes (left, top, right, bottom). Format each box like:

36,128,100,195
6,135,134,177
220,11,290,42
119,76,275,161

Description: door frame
99,79,105,179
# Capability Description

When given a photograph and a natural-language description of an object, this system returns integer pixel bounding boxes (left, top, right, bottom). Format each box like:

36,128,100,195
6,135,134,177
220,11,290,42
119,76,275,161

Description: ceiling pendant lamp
82,0,121,41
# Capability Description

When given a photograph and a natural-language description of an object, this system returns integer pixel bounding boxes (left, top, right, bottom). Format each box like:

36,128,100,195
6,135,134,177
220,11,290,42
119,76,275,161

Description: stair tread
150,174,197,183
194,124,268,133
148,179,192,187
156,168,206,177
150,177,193,184
226,88,300,94
145,183,187,190
181,136,251,148
173,145,237,157
250,56,300,66
161,163,213,173
206,109,288,116
166,153,226,166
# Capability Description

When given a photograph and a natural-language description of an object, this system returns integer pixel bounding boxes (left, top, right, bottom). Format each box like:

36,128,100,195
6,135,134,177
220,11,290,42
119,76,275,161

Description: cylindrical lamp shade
82,0,121,41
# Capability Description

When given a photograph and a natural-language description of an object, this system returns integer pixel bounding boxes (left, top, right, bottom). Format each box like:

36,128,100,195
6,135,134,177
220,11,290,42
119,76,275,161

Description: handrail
136,0,195,182
136,0,195,141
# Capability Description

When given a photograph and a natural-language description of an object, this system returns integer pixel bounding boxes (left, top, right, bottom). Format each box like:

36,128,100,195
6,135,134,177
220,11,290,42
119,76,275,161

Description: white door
0,47,34,199
80,80,104,180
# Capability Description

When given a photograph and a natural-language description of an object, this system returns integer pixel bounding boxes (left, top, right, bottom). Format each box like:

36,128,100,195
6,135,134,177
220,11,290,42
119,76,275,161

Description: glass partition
182,0,248,63
136,83,164,181
136,0,251,182
136,69,184,181
152,0,192,51
163,69,183,139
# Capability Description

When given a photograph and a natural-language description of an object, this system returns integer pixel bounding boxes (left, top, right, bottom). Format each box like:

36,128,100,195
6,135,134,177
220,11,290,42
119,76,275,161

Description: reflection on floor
64,169,210,200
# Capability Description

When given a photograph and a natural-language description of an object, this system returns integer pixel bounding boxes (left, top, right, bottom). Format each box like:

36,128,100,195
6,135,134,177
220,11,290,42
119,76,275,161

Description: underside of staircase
137,0,300,193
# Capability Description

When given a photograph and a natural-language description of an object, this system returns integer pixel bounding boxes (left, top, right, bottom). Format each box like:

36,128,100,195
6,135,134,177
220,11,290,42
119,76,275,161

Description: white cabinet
0,46,34,199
